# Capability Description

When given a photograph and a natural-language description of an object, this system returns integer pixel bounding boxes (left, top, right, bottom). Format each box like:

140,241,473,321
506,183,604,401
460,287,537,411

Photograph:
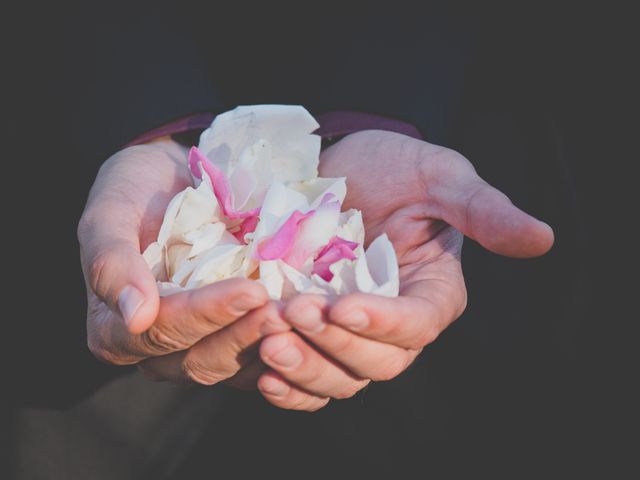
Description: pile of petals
143,105,399,300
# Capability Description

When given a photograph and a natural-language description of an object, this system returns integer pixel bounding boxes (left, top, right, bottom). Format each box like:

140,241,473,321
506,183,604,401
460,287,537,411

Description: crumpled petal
198,105,321,183
142,241,166,281
282,195,341,270
145,105,399,300
354,234,399,297
179,243,247,289
257,210,314,262
189,146,260,243
312,236,359,281
156,170,221,246
290,176,347,208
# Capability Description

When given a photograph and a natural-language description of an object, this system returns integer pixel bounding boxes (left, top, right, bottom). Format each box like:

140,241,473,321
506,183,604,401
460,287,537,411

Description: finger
327,281,464,350
423,148,554,258
79,211,159,334
78,141,192,334
259,332,369,399
284,295,419,381
258,370,330,412
137,301,289,383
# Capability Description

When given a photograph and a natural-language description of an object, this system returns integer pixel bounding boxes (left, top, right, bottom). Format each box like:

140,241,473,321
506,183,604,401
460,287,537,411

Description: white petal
166,243,192,280
157,281,186,297
142,242,166,281
198,105,321,195
231,139,273,210
258,260,284,300
290,177,347,208
156,190,186,245
184,222,238,258
312,257,358,296
335,209,365,245
157,177,220,246
354,234,399,297
279,261,330,299
183,244,246,289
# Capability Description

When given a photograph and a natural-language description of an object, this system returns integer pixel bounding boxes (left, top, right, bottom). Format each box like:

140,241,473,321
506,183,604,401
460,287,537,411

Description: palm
82,140,192,348
319,130,466,311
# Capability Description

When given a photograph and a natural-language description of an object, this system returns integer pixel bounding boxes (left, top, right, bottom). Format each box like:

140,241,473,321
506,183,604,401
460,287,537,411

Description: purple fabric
124,112,215,148
125,110,423,148
315,111,423,141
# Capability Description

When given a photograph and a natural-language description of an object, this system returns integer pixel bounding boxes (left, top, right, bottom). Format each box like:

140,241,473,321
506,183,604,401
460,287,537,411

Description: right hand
78,137,289,387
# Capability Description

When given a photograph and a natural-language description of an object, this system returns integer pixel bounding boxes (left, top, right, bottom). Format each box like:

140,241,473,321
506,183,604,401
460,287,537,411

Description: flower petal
258,260,284,300
142,242,166,281
157,282,186,297
312,236,359,281
182,244,247,289
354,234,399,297
257,210,314,261
157,178,221,246
290,176,347,208
282,197,341,270
198,105,321,183
184,222,237,258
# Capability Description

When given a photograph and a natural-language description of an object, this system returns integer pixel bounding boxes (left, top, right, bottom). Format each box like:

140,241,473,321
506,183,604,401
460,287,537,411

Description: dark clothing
4,4,630,479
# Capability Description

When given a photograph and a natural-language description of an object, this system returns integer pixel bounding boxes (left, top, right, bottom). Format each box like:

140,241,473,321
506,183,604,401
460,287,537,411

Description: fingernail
264,336,303,369
118,285,145,328
338,310,369,331
291,305,325,334
260,376,290,397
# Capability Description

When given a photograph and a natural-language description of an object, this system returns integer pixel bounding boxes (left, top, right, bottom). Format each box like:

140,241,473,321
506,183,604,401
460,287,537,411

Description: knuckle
372,355,411,381
306,398,331,412
330,331,356,357
87,252,111,295
141,325,190,354
288,396,309,410
334,380,369,399
87,336,129,366
415,327,440,348
182,357,223,386
382,316,406,341
297,362,324,387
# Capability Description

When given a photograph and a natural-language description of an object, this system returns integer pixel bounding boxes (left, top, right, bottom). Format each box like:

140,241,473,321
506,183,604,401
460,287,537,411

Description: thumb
78,217,159,334
428,158,554,258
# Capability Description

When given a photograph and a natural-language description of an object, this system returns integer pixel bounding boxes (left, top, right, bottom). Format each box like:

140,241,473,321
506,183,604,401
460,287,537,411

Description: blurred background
3,3,635,478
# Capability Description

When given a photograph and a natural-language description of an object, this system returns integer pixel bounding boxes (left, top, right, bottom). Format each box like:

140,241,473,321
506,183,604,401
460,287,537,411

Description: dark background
3,3,636,478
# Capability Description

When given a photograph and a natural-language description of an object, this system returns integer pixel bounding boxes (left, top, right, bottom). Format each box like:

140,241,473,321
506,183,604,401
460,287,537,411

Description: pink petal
188,146,204,180
312,236,359,281
282,198,341,270
232,215,260,243
189,146,260,220
258,210,314,261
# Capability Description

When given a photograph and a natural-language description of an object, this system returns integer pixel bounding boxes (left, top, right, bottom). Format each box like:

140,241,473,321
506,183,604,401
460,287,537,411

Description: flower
143,105,399,300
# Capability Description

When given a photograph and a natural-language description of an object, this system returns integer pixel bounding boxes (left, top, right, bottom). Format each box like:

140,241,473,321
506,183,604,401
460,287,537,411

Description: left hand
255,130,554,411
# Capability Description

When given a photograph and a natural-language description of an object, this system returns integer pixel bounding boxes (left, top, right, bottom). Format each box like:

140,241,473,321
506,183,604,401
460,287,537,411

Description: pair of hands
78,130,553,411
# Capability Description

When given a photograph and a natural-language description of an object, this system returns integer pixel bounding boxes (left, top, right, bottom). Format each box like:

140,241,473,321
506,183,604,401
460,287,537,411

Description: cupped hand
78,138,288,387
255,130,554,411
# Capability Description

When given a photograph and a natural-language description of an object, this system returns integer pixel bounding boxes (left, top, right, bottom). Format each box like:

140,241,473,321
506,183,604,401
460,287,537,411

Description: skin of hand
254,130,554,411
78,137,290,390
78,130,553,411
